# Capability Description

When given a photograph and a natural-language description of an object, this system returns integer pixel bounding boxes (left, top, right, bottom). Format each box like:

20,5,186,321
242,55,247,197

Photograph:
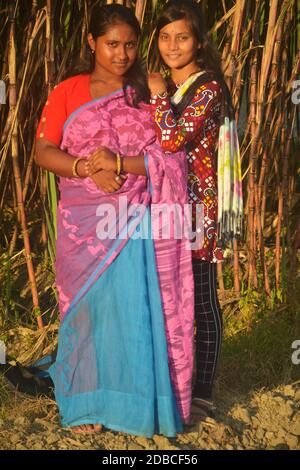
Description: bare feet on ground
68,424,102,434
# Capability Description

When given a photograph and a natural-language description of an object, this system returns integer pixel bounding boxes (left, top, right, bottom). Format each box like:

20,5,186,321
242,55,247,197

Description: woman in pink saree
35,4,194,437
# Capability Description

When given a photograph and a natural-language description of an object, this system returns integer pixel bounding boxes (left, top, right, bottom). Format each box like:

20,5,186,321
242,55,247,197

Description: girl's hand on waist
90,170,127,193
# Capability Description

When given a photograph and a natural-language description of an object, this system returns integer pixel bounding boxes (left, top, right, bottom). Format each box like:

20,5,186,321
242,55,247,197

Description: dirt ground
0,381,299,450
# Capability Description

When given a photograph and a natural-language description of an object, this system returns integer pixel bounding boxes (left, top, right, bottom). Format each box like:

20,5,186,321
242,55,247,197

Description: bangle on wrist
116,153,121,176
72,157,83,178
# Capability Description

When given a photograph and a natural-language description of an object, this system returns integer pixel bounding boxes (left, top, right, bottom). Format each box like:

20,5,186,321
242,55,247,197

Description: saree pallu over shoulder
52,88,194,430
146,143,195,422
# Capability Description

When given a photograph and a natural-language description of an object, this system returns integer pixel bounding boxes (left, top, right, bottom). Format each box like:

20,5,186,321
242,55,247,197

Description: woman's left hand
87,147,117,175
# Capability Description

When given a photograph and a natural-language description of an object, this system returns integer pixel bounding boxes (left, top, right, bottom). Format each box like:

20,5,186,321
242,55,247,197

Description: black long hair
155,0,224,81
67,4,150,107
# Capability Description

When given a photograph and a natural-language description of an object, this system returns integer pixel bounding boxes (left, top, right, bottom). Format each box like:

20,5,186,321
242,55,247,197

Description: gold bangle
116,153,121,176
72,157,82,178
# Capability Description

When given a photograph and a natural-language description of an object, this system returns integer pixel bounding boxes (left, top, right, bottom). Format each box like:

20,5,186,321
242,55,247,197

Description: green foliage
221,280,300,394
221,306,300,394
0,254,19,328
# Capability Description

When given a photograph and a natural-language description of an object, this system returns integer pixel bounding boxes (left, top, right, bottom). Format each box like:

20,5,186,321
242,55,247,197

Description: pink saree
54,87,194,425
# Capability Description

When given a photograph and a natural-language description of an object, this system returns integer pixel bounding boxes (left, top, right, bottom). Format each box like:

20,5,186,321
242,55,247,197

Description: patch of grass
0,374,12,419
0,377,56,422
219,284,300,395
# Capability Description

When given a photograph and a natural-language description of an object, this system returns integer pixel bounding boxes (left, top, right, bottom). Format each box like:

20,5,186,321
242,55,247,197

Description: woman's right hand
148,73,168,97
90,170,127,193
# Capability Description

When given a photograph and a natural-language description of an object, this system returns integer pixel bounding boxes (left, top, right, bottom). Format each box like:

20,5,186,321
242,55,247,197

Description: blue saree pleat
48,209,183,437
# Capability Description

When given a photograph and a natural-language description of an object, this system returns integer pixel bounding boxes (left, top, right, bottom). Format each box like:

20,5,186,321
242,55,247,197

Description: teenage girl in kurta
148,0,243,423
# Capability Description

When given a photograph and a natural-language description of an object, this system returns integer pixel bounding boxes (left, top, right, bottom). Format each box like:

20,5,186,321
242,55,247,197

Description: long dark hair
67,4,150,107
155,0,224,81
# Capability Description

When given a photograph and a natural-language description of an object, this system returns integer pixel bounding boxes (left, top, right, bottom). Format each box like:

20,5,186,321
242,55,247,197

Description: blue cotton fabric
49,210,182,437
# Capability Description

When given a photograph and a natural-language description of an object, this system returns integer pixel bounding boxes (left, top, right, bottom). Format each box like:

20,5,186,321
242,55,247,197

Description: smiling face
158,18,199,71
88,22,138,79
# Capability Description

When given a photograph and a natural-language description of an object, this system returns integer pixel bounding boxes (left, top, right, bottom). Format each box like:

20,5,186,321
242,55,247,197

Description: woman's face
88,22,138,78
158,18,199,70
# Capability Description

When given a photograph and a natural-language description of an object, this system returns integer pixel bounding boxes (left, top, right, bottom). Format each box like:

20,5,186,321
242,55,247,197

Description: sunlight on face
88,22,138,77
158,19,199,70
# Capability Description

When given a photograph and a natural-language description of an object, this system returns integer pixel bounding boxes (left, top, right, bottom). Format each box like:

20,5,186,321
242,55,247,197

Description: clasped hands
84,73,167,193
86,147,126,193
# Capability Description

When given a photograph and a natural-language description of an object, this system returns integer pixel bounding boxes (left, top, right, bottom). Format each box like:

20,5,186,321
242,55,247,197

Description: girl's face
158,19,199,70
88,22,138,78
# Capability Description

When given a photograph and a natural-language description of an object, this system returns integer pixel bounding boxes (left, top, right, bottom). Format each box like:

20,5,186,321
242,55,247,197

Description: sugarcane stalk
80,0,88,60
8,2,43,330
135,0,147,25
40,0,55,256
228,0,246,93
247,0,260,289
217,263,225,301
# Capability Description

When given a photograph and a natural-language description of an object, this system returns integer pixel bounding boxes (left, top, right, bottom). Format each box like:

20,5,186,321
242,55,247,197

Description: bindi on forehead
161,20,192,35
160,29,191,36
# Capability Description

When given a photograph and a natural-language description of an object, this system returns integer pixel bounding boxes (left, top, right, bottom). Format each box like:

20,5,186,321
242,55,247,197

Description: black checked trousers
192,259,223,400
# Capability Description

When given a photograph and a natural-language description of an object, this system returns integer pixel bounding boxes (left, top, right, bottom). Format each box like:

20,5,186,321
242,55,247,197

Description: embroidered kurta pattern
151,80,223,262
